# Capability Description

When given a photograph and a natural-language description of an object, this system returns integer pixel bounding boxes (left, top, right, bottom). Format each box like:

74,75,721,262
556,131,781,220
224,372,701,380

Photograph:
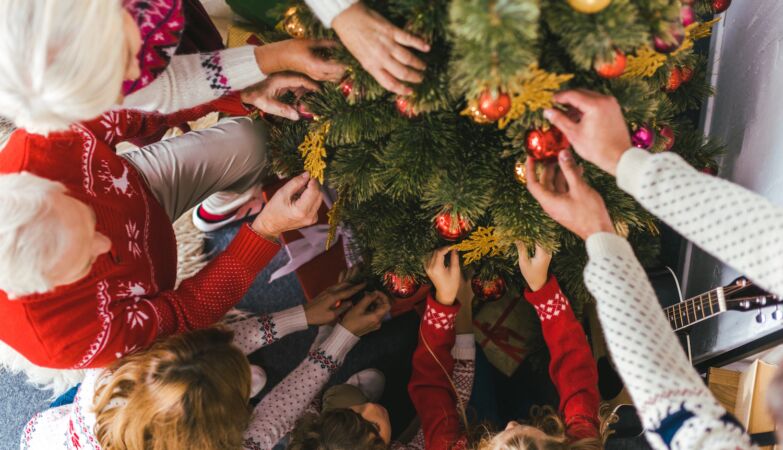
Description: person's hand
254,39,346,82
332,2,430,95
305,281,367,325
526,150,615,241
544,89,632,176
515,242,552,292
240,73,320,120
252,172,322,240
424,247,462,306
340,291,392,336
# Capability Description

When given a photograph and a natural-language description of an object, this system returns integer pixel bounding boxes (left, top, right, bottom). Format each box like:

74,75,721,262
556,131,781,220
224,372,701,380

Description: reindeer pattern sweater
20,308,358,450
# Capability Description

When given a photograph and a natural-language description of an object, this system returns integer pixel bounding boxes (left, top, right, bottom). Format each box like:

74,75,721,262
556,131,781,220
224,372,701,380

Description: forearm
223,306,308,355
243,325,358,449
122,48,265,114
305,0,358,27
617,148,783,298
452,334,475,409
584,233,751,449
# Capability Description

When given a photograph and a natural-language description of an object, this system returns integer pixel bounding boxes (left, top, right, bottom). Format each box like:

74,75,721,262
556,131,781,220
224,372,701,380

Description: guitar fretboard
665,287,725,331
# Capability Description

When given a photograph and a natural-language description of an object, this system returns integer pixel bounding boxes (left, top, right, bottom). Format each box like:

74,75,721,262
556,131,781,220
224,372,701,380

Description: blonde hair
0,172,72,297
475,405,615,450
93,328,253,450
0,0,127,134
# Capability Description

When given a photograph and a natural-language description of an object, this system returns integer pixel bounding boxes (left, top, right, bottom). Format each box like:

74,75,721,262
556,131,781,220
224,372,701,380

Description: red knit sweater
0,99,279,369
408,276,599,449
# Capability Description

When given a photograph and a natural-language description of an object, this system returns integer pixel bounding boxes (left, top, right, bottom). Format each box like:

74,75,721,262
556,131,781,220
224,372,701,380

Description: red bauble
659,125,675,151
653,22,686,54
383,272,420,298
340,79,353,97
434,212,472,241
526,126,570,160
679,66,694,83
701,167,718,176
595,50,627,79
471,276,507,302
477,90,511,121
665,67,683,93
395,96,418,118
712,0,731,13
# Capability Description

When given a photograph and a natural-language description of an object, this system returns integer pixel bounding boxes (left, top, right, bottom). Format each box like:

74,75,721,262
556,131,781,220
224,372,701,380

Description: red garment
408,277,599,449
525,275,601,441
0,97,278,369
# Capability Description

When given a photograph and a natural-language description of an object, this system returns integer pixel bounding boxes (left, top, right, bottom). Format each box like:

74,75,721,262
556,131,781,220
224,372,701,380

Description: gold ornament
622,46,667,79
326,193,343,250
690,18,720,41
514,160,527,184
567,0,612,14
500,65,574,129
452,226,503,264
460,104,493,124
281,7,306,39
298,122,331,184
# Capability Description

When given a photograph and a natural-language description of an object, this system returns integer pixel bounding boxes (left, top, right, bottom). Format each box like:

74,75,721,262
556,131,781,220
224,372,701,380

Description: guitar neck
665,287,726,332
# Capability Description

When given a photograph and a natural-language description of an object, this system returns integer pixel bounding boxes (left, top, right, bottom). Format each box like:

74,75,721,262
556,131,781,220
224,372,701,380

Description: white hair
0,172,71,297
0,0,126,134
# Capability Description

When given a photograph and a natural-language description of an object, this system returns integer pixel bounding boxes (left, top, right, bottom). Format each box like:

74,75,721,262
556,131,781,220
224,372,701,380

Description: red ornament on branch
434,212,472,241
383,272,420,298
631,124,656,150
477,90,511,121
659,126,675,151
395,96,418,118
340,79,353,98
526,126,570,160
653,22,686,54
712,0,731,13
665,67,683,92
679,66,694,83
471,276,507,302
595,50,626,79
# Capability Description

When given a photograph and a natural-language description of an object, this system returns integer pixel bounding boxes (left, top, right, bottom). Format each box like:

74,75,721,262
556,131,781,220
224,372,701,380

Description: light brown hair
287,409,387,450
92,328,252,450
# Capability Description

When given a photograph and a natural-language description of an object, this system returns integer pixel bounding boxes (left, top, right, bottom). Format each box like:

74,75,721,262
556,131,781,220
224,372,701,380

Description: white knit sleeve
122,47,265,114
223,306,309,355
617,147,783,298
305,0,358,27
584,233,754,450
242,324,358,450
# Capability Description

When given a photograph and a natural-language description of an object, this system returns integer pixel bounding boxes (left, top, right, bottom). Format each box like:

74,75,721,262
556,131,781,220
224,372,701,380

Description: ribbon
474,318,527,364
269,223,344,283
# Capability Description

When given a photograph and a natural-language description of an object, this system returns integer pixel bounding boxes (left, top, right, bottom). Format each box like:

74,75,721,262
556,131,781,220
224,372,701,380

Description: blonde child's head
93,328,252,450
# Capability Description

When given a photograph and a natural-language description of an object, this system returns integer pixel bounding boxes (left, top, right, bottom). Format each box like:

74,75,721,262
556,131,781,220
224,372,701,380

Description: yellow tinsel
298,122,330,184
690,18,720,41
452,226,503,264
497,65,574,129
326,193,343,250
623,46,667,79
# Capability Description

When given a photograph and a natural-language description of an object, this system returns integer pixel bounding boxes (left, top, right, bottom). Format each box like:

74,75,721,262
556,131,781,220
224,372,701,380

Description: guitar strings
665,284,749,324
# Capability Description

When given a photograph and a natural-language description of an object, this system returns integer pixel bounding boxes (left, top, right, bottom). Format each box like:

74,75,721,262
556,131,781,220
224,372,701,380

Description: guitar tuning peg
756,311,767,324
772,307,783,321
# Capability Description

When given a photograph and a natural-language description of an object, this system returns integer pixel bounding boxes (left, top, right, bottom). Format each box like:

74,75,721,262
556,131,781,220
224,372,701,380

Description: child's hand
340,291,392,336
515,242,553,292
425,247,461,306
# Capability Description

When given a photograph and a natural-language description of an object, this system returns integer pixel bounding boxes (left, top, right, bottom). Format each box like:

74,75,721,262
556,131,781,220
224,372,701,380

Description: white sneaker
250,365,267,398
346,368,385,403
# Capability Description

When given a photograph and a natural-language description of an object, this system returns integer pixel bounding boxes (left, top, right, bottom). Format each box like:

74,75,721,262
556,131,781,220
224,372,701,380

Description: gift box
473,287,543,377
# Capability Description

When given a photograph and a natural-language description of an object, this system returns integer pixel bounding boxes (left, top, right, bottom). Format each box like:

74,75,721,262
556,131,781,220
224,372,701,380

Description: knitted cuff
319,324,359,364
225,224,280,274
423,295,461,332
585,232,635,261
524,275,562,307
271,306,309,337
451,334,476,361
307,0,359,27
616,147,653,197
220,46,267,91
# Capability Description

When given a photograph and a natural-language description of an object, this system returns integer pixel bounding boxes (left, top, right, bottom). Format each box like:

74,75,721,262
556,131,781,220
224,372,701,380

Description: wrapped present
226,0,288,29
473,286,544,377
227,22,266,48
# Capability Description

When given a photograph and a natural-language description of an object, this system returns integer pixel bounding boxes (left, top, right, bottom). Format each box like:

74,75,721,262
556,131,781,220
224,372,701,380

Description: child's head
477,407,604,450
0,0,141,134
287,406,391,450
93,328,253,450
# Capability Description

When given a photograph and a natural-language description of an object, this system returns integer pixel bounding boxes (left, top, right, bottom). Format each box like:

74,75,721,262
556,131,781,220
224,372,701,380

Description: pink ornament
681,5,696,27
653,22,686,54
659,126,675,151
632,125,656,150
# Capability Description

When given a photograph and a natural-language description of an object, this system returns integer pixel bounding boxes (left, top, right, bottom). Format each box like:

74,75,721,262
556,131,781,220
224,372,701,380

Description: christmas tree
264,0,727,316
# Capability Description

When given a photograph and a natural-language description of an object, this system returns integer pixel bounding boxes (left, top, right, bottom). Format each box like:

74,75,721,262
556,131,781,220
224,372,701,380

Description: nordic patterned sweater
122,0,357,114
20,308,359,450
0,98,277,369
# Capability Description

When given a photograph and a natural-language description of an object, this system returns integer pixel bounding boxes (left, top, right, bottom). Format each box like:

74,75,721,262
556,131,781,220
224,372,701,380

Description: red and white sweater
20,308,360,450
407,279,600,450
0,99,278,369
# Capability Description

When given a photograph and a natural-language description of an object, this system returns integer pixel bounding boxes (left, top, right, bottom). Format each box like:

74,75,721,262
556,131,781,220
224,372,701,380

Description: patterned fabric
584,233,754,450
532,291,568,321
308,349,339,373
423,305,457,331
123,0,185,95
199,52,232,95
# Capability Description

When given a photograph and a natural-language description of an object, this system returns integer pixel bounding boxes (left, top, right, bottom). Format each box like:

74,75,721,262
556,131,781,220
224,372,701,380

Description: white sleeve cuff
585,232,635,260
220,46,266,91
306,0,359,27
616,147,653,197
271,305,309,336
319,324,359,363
451,334,476,361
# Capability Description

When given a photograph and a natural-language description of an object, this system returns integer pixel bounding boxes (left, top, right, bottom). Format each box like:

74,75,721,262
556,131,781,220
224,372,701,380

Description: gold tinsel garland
298,122,331,184
452,226,504,264
498,65,574,129
326,193,344,250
